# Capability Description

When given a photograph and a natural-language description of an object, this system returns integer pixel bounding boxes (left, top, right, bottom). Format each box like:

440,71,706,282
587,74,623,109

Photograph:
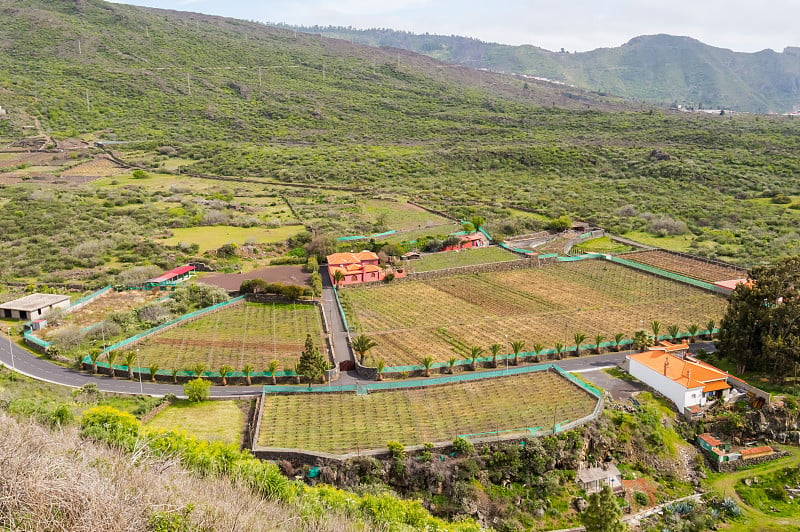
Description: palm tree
421,355,434,377
218,365,234,386
633,330,653,352
554,341,565,360
531,342,543,363
352,334,378,365
706,320,716,340
332,269,345,287
613,333,625,352
89,350,101,375
105,351,118,378
594,334,605,355
148,363,159,382
573,333,587,357
376,359,385,381
171,367,179,384
469,346,484,371
667,324,680,342
687,323,700,343
243,364,254,386
511,340,525,365
267,360,279,385
448,356,457,374
651,321,662,341
124,351,136,381
489,343,502,368
191,363,207,379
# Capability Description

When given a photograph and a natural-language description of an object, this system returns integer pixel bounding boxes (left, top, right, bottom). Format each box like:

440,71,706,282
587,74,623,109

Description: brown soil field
198,265,310,291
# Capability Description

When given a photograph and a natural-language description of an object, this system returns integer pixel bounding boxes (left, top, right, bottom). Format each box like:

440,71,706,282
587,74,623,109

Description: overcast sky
111,0,799,53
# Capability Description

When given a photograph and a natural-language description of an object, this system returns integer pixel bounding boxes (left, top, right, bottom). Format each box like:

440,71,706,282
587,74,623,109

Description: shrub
184,378,211,402
634,490,648,506
452,437,475,456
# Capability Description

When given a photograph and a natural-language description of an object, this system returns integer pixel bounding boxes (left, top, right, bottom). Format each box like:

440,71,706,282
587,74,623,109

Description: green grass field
573,236,632,254
146,400,244,445
340,259,727,366
128,301,325,373
621,231,696,252
407,246,519,273
362,199,451,232
257,370,597,454
160,225,303,252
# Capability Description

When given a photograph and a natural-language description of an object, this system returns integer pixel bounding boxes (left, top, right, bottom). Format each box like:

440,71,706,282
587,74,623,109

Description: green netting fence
337,229,397,242
604,255,730,294
67,285,113,310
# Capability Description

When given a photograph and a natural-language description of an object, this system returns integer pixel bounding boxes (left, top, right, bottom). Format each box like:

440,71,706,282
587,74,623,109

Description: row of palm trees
87,353,289,386
351,320,718,379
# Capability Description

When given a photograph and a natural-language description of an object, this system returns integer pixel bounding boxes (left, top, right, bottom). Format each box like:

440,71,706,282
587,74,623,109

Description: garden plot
340,260,727,366
257,370,598,455
406,246,519,273
620,250,746,283
129,301,324,372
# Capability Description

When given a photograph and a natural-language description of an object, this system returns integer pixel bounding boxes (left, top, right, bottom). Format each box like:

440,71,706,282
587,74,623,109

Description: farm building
697,433,774,464
327,251,406,285
130,264,196,290
442,233,486,252
625,344,732,416
576,464,623,494
0,293,70,320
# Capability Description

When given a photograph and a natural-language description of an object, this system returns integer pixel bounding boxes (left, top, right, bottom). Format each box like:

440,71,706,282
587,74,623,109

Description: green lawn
573,236,632,254
407,246,519,273
160,225,304,252
257,370,598,454
362,199,451,232
621,231,696,252
146,400,244,445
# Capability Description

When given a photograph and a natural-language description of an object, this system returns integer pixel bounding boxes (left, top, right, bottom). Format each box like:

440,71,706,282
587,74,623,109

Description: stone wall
710,451,790,472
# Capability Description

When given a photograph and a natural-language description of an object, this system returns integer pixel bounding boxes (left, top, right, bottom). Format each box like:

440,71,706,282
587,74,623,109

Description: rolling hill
289,26,800,114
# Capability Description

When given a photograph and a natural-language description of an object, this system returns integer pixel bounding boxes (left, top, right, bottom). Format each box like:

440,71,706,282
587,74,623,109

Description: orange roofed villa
624,341,738,418
326,251,406,286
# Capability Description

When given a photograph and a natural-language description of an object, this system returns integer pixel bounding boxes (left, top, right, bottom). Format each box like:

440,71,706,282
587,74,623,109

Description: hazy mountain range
281,26,800,114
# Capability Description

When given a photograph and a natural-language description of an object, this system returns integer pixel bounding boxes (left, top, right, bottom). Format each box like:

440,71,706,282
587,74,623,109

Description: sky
110,0,799,54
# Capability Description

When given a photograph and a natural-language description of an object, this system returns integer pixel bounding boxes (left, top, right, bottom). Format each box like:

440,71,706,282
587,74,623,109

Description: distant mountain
286,27,800,113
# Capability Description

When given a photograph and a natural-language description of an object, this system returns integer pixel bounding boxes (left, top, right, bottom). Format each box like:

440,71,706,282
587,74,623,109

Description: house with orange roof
625,345,732,416
442,233,486,252
326,251,405,285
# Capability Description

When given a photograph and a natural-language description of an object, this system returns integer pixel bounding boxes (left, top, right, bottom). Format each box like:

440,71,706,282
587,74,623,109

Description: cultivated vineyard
128,302,325,372
257,370,598,454
621,250,745,283
407,246,519,273
341,260,727,366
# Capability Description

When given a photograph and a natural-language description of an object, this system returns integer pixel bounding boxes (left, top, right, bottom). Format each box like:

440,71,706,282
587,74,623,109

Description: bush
634,490,648,506
184,378,211,402
452,436,475,455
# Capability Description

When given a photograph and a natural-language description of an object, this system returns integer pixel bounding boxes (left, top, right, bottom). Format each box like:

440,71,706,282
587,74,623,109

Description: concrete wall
627,358,701,411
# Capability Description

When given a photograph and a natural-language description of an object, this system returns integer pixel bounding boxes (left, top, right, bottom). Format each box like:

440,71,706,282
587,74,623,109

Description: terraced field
406,246,519,273
127,301,325,373
620,250,746,283
340,259,727,366
257,370,598,454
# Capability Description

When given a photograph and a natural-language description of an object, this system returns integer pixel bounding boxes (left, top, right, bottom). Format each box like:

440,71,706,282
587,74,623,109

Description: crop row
621,250,745,283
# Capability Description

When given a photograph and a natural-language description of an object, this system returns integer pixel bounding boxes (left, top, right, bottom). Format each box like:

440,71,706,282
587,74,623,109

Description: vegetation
146,399,244,444
257,370,598,454
407,246,518,273
296,333,328,386
580,485,627,532
183,378,211,402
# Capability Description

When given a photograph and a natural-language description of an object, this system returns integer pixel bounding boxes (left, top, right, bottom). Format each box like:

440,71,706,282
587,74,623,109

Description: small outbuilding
0,293,70,320
576,464,623,494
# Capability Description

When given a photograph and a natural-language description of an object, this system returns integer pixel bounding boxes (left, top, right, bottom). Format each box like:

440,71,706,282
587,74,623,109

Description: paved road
320,266,354,369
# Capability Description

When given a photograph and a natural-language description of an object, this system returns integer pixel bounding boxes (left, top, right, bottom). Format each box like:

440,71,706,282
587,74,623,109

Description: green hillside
296,27,800,113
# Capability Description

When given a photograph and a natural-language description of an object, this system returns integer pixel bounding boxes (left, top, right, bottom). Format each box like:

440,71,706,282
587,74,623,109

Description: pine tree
297,334,327,387
580,485,627,532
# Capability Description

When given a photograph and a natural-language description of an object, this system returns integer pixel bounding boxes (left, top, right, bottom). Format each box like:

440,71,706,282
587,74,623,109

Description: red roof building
327,251,405,286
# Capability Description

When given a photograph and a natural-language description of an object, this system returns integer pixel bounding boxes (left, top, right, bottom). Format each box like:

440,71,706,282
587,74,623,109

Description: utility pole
6,327,14,372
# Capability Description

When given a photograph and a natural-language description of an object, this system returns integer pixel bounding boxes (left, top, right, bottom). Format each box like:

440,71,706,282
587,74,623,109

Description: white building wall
627,359,703,411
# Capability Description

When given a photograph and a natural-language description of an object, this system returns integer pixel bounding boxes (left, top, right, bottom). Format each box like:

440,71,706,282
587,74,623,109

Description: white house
0,293,70,321
625,344,731,415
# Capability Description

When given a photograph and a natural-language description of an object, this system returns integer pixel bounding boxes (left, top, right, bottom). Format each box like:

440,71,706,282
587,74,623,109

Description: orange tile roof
698,433,723,447
355,251,379,261
363,264,382,273
703,380,731,393
628,350,730,390
656,340,689,352
714,278,750,290
327,252,360,265
741,446,773,456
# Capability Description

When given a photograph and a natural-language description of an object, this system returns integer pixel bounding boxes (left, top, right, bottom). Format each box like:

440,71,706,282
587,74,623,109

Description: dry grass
0,413,365,531
146,400,244,445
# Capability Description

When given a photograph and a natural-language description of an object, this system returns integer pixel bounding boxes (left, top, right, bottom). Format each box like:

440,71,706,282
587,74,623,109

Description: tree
305,234,338,261
421,355,434,377
574,332,587,356
511,340,525,365
191,363,207,379
580,484,627,532
376,359,385,381
171,367,179,384
489,343,502,368
148,363,159,382
352,334,378,365
706,319,717,340
105,351,118,378
531,342,543,363
687,323,700,343
650,320,661,341
243,364,253,386
633,330,653,352
470,216,485,232
554,341,565,360
594,334,605,354
267,360,279,385
297,334,327,387
613,333,625,352
332,269,345,287
89,350,101,375
469,346,484,370
667,324,680,342
219,364,234,386
184,378,211,402
123,351,136,380
448,356,457,374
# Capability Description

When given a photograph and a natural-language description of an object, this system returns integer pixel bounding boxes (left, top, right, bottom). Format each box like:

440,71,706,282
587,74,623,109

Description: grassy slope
146,399,244,444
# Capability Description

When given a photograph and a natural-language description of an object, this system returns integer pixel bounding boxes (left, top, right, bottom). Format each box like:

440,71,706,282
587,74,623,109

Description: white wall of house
628,358,704,411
